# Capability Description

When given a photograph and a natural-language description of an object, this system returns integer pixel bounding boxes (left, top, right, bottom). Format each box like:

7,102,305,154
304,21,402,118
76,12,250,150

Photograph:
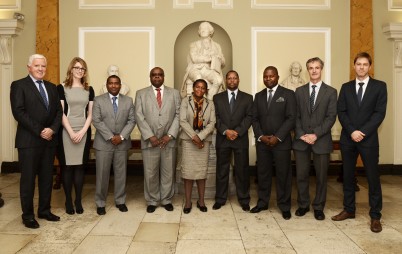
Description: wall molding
79,0,154,9
0,0,21,10
251,0,330,10
173,0,233,9
388,0,402,11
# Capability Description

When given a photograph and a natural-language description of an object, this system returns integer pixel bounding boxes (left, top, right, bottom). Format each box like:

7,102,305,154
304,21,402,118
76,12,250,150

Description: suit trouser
256,145,292,211
95,149,127,207
142,147,176,206
18,146,55,220
340,144,382,219
215,147,250,205
294,148,329,211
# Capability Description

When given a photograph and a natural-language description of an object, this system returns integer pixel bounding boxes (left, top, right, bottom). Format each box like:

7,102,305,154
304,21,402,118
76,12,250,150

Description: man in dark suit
332,52,387,233
293,57,337,221
213,70,253,211
10,54,63,229
135,67,181,213
92,75,135,215
251,66,296,219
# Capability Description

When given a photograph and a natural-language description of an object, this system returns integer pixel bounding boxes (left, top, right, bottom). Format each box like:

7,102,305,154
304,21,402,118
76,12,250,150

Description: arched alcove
174,21,233,93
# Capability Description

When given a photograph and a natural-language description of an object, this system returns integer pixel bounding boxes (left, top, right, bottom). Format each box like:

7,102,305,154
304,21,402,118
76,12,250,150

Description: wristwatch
120,135,124,140
168,134,173,139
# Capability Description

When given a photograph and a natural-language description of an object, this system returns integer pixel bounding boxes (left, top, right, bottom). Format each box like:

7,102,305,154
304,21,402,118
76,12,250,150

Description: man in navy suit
213,70,253,211
251,66,296,219
10,54,63,229
332,52,387,233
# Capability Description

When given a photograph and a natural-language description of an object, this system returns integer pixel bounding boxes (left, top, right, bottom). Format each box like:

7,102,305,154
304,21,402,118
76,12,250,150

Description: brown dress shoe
331,210,355,221
370,219,382,233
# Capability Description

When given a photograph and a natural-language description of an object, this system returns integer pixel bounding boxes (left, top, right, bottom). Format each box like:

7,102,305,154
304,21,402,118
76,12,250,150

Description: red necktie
156,88,162,108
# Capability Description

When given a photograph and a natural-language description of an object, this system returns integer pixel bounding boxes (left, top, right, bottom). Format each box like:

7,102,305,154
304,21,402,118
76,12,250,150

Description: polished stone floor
0,173,402,254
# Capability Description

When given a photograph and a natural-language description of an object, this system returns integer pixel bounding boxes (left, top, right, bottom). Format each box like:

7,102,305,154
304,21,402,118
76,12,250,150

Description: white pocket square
276,97,285,102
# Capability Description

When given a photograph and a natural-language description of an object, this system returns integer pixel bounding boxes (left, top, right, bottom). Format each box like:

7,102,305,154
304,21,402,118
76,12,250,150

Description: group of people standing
10,52,386,234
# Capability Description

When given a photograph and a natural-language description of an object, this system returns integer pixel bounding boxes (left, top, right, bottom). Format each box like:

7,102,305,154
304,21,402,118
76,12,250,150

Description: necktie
310,85,316,113
357,82,364,106
267,89,273,109
36,80,49,110
229,92,235,112
112,96,118,114
156,88,162,108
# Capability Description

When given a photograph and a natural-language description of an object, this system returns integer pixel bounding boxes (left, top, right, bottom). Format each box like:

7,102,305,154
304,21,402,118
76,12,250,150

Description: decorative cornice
0,19,24,36
383,23,402,40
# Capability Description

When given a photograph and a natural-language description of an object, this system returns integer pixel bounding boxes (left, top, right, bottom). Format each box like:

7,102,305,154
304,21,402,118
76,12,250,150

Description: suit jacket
292,82,337,154
92,93,135,151
252,85,296,151
213,90,253,149
179,96,216,142
10,75,62,148
338,78,387,147
134,85,181,149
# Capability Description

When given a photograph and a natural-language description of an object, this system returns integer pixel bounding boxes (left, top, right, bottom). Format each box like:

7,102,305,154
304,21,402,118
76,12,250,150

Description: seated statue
181,21,226,100
281,61,305,91
101,65,130,95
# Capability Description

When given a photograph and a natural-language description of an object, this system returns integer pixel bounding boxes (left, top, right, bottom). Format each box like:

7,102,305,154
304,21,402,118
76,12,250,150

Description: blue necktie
112,96,118,114
36,80,49,110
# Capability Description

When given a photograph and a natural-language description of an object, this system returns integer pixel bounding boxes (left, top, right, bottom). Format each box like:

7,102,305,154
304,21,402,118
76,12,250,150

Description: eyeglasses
73,66,86,72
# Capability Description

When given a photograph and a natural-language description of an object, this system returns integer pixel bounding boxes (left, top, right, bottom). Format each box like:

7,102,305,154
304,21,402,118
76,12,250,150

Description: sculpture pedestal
175,134,236,198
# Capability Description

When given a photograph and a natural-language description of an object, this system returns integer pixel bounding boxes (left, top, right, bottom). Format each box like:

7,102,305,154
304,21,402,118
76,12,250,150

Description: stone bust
101,65,130,95
281,61,305,91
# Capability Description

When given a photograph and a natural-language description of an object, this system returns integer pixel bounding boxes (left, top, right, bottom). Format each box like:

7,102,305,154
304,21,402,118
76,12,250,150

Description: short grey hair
28,54,47,66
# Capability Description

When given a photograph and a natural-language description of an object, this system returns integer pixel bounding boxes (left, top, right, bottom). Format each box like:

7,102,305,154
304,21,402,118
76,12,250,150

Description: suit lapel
360,78,373,107
147,86,160,110
301,85,311,113
222,91,231,115
313,83,327,112
161,87,170,111
27,77,48,110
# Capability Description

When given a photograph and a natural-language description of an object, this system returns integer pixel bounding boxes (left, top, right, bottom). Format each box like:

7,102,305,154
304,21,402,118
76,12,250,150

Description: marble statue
281,61,305,91
101,65,130,95
181,21,226,100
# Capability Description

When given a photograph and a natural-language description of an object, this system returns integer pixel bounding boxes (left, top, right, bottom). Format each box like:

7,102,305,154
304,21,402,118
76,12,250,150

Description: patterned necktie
36,80,49,110
310,85,316,113
229,92,235,112
357,82,364,106
156,88,162,108
112,96,118,114
267,89,273,109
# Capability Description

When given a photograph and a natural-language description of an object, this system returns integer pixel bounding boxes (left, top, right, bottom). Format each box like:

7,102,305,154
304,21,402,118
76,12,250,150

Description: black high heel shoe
75,201,84,214
66,202,75,215
183,203,192,214
197,201,208,212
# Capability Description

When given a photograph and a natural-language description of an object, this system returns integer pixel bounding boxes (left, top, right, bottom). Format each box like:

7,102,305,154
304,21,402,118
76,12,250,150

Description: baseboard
2,161,401,175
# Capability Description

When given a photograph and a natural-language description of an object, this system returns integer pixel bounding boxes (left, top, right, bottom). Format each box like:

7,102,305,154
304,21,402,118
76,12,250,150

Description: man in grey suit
135,67,181,213
92,75,135,215
293,57,337,220
251,66,296,219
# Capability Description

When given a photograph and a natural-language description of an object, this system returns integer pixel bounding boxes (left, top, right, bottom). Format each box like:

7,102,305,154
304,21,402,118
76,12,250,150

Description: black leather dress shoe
66,208,75,215
116,204,128,212
197,201,208,212
147,205,157,213
241,204,250,211
314,210,325,220
212,202,224,210
250,205,268,213
97,207,106,215
295,207,310,217
38,212,60,221
23,218,40,229
75,202,84,214
183,203,192,214
282,211,291,220
163,203,174,211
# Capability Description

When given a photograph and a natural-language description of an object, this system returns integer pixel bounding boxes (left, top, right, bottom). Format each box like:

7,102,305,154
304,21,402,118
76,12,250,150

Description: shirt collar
355,77,369,86
266,84,279,93
227,89,239,96
309,80,322,89
153,84,165,91
109,93,119,99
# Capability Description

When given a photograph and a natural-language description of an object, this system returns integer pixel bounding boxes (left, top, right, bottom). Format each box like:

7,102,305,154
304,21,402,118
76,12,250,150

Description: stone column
383,23,402,165
0,19,24,169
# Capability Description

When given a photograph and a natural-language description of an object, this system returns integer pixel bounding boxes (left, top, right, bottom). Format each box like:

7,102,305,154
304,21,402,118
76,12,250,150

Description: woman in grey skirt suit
179,79,216,214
